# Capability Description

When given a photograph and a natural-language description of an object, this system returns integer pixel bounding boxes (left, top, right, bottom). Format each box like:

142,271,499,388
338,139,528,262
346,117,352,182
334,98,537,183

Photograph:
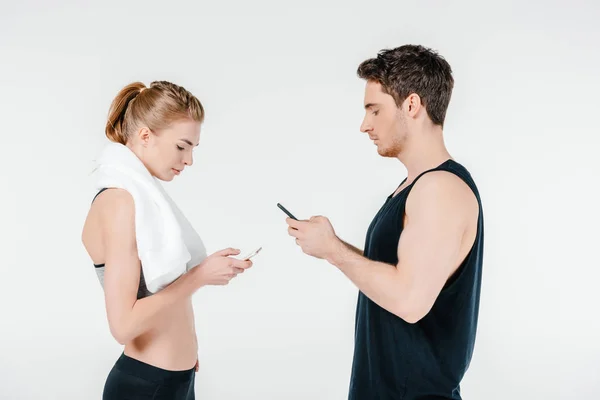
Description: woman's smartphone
240,247,262,260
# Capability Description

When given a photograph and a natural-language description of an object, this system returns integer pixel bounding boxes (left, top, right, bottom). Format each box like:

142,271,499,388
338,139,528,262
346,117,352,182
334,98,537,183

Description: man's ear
405,93,422,117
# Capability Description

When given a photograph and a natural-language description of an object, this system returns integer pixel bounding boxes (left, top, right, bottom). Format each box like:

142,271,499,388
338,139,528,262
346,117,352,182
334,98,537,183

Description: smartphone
240,247,262,260
277,203,298,220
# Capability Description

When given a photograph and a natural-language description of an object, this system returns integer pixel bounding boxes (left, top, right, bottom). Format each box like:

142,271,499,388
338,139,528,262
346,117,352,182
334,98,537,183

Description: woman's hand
192,248,253,286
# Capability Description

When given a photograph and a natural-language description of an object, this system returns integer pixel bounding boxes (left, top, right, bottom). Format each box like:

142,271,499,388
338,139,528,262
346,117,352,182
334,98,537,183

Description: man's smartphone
240,247,262,261
277,203,298,220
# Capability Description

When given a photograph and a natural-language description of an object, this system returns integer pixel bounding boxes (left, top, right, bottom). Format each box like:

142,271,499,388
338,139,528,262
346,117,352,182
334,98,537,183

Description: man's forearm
339,238,363,255
327,239,412,320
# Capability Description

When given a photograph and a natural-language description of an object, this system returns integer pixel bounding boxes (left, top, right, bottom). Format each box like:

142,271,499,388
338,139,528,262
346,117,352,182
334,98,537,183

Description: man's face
360,81,407,158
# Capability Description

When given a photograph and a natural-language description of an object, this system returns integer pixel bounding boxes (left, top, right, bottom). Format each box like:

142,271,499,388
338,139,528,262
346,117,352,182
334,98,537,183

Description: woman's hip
103,352,195,400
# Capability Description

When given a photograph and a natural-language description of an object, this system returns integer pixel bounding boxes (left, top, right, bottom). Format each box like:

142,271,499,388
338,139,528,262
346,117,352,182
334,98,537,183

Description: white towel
91,142,207,293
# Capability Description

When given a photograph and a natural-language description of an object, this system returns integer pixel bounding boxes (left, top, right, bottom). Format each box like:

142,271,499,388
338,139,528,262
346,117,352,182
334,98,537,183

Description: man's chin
377,146,398,158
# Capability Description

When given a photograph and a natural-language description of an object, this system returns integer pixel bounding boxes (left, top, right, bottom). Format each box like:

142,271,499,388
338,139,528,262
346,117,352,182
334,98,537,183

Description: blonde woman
82,81,252,399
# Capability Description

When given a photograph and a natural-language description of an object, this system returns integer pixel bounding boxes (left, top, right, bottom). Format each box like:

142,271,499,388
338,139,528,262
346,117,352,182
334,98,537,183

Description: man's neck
397,127,452,182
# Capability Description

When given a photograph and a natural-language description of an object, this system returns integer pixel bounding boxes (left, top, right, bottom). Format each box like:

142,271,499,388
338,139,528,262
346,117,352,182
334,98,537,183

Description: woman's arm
100,189,250,344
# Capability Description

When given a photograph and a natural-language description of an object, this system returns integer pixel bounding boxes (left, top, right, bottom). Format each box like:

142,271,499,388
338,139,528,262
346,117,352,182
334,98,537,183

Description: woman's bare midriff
124,298,198,371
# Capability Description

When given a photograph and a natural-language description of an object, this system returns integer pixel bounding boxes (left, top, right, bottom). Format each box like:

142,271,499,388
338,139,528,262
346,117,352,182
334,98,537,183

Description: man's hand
286,216,342,260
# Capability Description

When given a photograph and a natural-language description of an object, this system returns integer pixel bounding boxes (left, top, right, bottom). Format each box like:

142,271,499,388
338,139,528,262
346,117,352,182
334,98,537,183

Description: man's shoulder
413,168,471,195
407,169,478,218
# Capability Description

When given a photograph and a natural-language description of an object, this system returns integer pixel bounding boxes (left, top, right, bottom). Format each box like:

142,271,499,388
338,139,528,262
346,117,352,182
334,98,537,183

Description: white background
1,1,599,399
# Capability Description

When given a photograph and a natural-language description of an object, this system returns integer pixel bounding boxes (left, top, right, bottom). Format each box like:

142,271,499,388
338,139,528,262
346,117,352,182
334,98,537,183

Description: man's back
348,159,484,400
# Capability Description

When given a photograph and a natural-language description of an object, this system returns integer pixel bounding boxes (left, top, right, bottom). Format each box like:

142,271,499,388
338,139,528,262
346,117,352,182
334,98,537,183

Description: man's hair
357,44,454,127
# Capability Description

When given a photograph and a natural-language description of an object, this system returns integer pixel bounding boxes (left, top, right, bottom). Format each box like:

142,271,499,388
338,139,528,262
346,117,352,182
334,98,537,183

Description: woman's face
132,119,201,181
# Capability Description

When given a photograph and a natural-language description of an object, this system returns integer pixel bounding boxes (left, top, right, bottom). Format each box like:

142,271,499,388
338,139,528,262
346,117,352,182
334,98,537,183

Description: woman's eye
177,145,185,151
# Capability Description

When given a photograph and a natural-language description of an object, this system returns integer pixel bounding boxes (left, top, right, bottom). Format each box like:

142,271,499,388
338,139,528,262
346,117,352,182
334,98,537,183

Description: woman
81,81,252,399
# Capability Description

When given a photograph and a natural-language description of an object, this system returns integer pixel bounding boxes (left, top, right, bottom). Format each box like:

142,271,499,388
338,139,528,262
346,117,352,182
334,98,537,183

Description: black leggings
103,353,195,400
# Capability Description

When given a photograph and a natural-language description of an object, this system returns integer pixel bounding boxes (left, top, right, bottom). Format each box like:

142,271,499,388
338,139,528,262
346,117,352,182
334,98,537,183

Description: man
285,44,484,399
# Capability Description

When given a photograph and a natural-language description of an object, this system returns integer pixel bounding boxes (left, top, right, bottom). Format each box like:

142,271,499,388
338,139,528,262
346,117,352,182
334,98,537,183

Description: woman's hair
105,81,205,144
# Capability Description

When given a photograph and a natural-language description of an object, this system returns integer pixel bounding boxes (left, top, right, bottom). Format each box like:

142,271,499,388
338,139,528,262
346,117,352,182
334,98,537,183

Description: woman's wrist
188,262,206,289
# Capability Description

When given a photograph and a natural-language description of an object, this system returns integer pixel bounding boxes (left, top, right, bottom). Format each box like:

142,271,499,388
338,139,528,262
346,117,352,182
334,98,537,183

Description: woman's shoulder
93,188,134,215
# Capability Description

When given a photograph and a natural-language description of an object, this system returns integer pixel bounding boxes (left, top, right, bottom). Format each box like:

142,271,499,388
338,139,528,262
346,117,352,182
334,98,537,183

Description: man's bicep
396,173,469,318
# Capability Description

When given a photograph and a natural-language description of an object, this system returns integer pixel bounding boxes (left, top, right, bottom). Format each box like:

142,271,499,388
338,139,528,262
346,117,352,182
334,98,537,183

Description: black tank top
348,159,484,400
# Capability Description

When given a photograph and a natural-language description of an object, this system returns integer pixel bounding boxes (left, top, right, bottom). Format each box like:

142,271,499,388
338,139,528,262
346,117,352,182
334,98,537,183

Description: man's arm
327,172,477,323
339,239,363,256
